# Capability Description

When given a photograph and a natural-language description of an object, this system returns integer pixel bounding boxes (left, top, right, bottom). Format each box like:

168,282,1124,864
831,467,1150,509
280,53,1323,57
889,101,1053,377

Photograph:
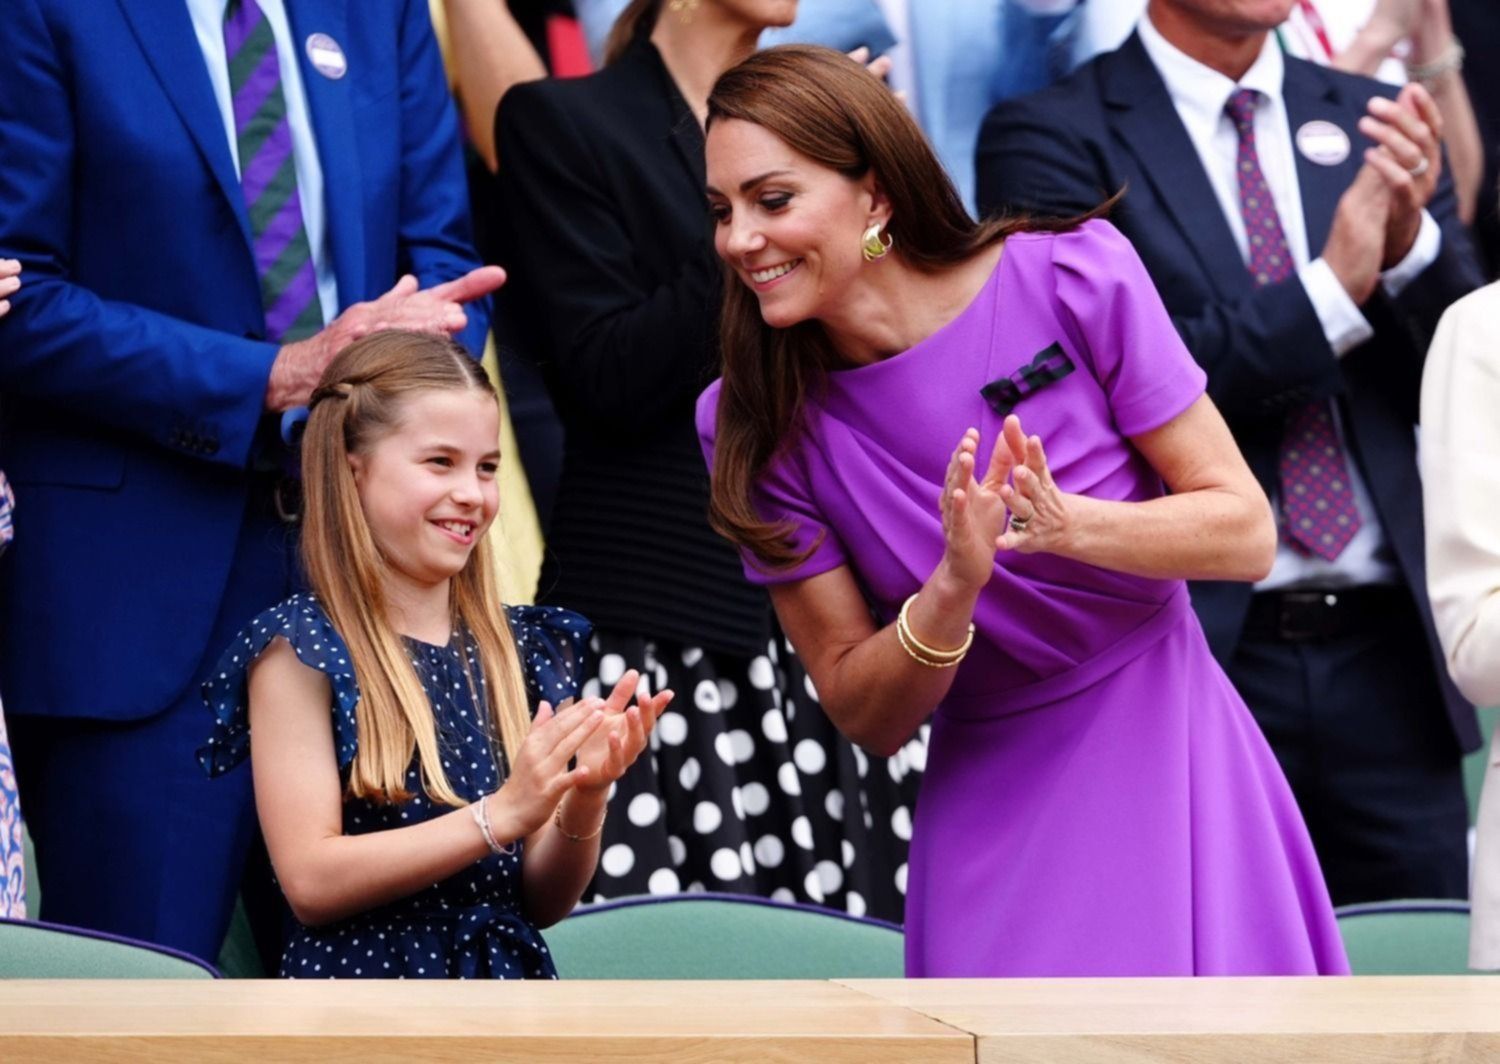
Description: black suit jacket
495,35,770,655
976,33,1484,752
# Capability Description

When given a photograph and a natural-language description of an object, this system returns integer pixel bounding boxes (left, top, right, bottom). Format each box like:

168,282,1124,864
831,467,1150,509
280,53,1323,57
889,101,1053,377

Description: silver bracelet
470,795,517,857
1407,38,1465,84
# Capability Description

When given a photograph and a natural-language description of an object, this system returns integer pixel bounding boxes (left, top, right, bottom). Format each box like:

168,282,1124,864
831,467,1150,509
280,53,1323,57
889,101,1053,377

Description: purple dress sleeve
1051,220,1208,437
696,382,849,586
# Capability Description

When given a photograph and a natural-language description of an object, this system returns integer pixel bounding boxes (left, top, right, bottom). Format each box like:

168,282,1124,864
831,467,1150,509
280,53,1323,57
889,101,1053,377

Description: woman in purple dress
696,46,1348,977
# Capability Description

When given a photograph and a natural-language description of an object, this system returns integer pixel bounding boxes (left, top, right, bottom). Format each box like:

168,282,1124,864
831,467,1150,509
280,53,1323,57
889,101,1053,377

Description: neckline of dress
826,241,1010,380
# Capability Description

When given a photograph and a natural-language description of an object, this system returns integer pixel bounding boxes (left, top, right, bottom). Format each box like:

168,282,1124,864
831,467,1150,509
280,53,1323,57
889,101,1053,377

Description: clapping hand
1358,83,1442,268
993,414,1072,554
486,697,607,842
573,670,674,796
939,426,1013,589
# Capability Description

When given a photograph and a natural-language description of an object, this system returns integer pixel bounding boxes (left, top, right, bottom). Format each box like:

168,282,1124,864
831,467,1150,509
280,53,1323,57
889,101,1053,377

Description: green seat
0,917,218,978
545,893,905,979
1335,900,1477,975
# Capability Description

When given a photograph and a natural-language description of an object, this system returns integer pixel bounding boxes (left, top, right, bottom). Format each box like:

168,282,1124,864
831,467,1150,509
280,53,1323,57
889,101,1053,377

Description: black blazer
976,34,1484,752
496,36,769,655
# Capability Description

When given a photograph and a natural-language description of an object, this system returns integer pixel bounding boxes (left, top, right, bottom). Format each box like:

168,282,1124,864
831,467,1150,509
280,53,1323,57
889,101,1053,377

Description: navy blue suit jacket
976,34,1484,752
0,0,488,721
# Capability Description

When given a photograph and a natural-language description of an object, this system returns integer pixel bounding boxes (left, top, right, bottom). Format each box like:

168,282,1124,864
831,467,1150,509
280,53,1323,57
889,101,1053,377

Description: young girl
200,331,670,978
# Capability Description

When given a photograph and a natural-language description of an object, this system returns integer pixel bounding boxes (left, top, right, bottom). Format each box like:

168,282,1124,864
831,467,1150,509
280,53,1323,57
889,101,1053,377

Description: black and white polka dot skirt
581,626,926,924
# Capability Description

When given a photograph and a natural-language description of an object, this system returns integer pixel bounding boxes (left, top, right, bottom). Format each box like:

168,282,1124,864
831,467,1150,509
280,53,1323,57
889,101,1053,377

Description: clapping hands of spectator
0,259,19,319
263,266,507,411
1359,83,1442,266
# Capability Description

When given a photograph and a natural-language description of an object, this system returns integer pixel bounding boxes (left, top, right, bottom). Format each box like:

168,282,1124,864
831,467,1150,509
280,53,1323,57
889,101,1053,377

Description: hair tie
309,381,354,409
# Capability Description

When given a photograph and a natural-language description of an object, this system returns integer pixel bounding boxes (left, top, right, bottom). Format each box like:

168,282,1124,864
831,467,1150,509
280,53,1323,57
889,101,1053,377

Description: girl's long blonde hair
301,330,531,807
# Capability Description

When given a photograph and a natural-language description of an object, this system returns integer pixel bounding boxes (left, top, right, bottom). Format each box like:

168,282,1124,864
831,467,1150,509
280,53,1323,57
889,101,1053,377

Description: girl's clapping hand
574,670,674,796
488,699,608,841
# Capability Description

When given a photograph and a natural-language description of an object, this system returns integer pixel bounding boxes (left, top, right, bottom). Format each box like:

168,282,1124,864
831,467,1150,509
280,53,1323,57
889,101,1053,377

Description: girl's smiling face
706,117,887,329
348,387,501,589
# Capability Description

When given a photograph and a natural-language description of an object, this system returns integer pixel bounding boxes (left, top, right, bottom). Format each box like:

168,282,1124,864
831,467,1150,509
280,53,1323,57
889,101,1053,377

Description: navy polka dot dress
199,593,590,979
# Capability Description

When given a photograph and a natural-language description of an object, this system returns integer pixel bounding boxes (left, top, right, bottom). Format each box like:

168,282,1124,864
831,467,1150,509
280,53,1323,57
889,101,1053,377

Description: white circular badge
1295,120,1351,167
305,33,347,80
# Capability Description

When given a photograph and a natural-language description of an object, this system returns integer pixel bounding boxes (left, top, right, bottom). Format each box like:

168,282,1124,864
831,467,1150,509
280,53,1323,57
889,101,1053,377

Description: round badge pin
305,33,347,80
1295,120,1350,167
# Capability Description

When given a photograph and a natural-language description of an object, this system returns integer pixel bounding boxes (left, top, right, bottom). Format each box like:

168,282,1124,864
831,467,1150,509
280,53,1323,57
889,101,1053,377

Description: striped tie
224,0,324,343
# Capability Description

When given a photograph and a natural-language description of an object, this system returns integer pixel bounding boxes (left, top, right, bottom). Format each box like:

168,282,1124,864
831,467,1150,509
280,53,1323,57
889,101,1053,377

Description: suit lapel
285,0,365,306
115,0,254,256
1103,35,1249,300
1283,59,1356,260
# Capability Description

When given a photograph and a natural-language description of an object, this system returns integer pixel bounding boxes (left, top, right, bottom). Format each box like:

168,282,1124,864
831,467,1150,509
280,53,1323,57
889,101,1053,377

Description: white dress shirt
185,0,339,326
1139,14,1442,590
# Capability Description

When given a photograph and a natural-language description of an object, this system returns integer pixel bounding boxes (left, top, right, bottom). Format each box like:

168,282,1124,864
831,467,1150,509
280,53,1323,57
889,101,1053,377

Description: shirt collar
1137,13,1286,136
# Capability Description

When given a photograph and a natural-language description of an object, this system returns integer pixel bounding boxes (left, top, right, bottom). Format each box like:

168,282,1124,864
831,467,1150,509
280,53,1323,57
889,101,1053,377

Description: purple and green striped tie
224,0,324,343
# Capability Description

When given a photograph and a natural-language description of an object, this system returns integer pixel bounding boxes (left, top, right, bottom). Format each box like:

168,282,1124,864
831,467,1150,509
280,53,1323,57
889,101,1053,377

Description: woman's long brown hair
705,45,1113,571
301,331,533,807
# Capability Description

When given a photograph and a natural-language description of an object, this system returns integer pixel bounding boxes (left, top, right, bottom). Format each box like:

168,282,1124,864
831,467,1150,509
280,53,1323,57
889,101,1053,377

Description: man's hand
1358,84,1442,268
1321,164,1392,306
263,266,506,411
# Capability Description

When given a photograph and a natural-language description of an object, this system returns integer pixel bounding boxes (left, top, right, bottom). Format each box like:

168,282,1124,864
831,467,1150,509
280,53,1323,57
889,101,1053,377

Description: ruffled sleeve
507,605,592,709
198,593,362,778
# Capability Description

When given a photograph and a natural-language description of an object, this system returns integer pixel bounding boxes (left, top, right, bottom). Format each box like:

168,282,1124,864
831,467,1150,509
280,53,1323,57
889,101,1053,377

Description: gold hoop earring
861,223,894,262
668,0,700,22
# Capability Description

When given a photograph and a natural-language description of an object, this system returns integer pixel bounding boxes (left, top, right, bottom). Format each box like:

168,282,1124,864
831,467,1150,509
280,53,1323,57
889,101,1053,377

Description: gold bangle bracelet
897,619,964,668
553,799,606,842
897,593,974,662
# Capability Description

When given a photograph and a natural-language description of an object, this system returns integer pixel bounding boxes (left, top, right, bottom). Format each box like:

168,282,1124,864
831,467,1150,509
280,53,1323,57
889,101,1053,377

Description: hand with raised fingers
995,414,1073,555
573,670,674,797
939,426,1015,590
1358,83,1442,266
485,697,607,843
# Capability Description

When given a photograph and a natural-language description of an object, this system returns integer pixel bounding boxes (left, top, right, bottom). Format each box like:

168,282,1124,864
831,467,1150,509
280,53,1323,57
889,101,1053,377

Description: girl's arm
766,397,1273,758
249,638,603,927
520,674,671,927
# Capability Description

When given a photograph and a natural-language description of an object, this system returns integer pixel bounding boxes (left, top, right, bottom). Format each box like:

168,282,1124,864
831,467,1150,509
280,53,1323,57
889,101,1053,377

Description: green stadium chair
544,892,905,979
1335,899,1480,975
0,916,218,978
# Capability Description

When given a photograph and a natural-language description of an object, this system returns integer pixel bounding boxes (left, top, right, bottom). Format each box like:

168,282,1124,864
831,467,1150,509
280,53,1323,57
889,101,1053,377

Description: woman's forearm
1057,486,1276,582
810,563,980,758
441,0,546,172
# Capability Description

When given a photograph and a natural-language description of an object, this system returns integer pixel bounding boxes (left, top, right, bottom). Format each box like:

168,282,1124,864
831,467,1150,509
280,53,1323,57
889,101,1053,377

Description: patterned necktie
224,0,324,343
1225,88,1362,561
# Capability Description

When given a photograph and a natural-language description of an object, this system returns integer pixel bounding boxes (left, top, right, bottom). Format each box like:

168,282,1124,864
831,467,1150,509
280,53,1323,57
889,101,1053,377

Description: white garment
1138,14,1440,590
184,0,339,324
1281,0,1408,85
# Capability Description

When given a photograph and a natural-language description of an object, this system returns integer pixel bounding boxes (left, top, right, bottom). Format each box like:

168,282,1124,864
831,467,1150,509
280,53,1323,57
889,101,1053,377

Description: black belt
1243,585,1411,642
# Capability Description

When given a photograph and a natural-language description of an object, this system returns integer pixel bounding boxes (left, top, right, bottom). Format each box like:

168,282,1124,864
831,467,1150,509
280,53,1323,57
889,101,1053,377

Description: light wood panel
841,976,1500,1063
0,979,973,1064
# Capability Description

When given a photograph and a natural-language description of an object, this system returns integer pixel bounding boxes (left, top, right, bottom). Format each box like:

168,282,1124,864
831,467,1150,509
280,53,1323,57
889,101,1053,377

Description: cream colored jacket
1420,282,1500,968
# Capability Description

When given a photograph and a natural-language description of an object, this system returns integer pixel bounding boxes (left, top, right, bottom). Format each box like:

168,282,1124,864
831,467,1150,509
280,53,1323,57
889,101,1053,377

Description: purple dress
697,222,1348,977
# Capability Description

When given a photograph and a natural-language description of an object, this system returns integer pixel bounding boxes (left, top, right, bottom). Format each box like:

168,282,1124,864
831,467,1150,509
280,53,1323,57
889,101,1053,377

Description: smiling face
1150,0,1295,36
347,387,501,590
706,117,888,329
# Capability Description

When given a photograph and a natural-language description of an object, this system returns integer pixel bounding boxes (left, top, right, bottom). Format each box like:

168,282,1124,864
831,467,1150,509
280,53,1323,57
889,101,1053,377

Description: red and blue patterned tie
224,0,325,343
1226,88,1362,561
